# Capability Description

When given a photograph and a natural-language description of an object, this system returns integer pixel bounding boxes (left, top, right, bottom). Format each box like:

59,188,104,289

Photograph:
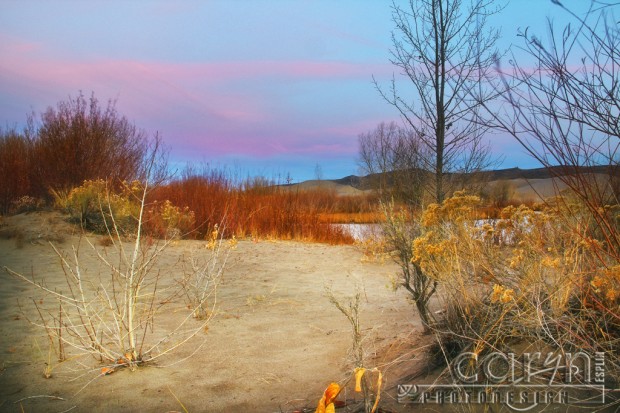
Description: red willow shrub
0,129,34,214
150,170,355,244
1,92,150,212
32,92,148,198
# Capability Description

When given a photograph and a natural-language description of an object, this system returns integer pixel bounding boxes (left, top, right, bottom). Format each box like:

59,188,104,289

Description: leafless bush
358,121,429,206
486,2,620,258
178,225,234,320
326,285,382,413
0,127,34,214
31,92,148,199
3,153,222,386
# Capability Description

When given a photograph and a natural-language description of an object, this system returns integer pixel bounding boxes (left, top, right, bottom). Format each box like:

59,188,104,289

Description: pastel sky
0,0,594,182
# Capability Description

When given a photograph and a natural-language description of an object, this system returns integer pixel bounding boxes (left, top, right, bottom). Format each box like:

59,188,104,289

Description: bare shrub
31,92,148,199
358,121,429,206
3,155,222,384
0,128,34,214
179,225,234,320
1,93,158,212
483,179,516,208
326,286,383,413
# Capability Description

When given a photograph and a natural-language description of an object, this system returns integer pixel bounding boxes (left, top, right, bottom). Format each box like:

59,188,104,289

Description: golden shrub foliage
55,179,196,239
412,192,620,384
414,192,620,311
57,179,139,232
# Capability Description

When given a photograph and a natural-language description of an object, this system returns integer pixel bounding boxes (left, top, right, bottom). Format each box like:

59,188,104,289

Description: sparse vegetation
179,224,234,320
4,162,224,381
2,1,620,411
326,286,383,413
407,192,620,407
0,93,368,244
150,168,359,244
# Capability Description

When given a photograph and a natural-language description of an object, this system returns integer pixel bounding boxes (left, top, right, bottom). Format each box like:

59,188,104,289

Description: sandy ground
0,212,426,413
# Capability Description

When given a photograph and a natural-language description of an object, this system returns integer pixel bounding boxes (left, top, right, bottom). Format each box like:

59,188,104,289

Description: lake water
336,220,511,243
334,223,383,241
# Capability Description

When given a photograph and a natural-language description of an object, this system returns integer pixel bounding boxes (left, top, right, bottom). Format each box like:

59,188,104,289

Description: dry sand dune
509,178,566,202
0,212,422,412
507,173,613,203
284,180,370,197
290,168,616,204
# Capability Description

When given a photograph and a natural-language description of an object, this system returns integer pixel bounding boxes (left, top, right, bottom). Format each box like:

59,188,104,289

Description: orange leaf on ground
354,367,366,392
325,382,341,404
315,382,341,413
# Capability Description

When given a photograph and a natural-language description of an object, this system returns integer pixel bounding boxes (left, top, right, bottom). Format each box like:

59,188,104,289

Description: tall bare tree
364,0,503,333
375,0,502,203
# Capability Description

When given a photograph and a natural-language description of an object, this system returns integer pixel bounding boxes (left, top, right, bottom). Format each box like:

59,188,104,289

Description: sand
0,212,424,413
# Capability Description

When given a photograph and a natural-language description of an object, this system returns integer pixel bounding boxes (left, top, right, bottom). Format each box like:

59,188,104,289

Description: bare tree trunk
368,0,501,337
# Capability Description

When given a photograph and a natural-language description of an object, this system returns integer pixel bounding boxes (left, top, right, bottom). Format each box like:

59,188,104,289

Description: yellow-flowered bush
58,179,139,234
56,179,197,239
145,199,195,239
417,191,620,383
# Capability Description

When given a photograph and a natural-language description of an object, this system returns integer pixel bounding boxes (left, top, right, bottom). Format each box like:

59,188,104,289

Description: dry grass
318,211,385,224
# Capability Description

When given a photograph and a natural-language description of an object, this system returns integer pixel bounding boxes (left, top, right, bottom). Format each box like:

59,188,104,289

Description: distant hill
286,165,617,202
283,179,367,196
467,165,615,181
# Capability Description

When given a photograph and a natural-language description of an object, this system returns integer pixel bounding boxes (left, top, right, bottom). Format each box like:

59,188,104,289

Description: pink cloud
0,56,265,122
0,40,396,164
0,41,391,118
123,59,391,82
324,117,401,138
0,33,42,55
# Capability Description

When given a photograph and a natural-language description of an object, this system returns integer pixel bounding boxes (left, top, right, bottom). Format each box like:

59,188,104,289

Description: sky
0,0,599,182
